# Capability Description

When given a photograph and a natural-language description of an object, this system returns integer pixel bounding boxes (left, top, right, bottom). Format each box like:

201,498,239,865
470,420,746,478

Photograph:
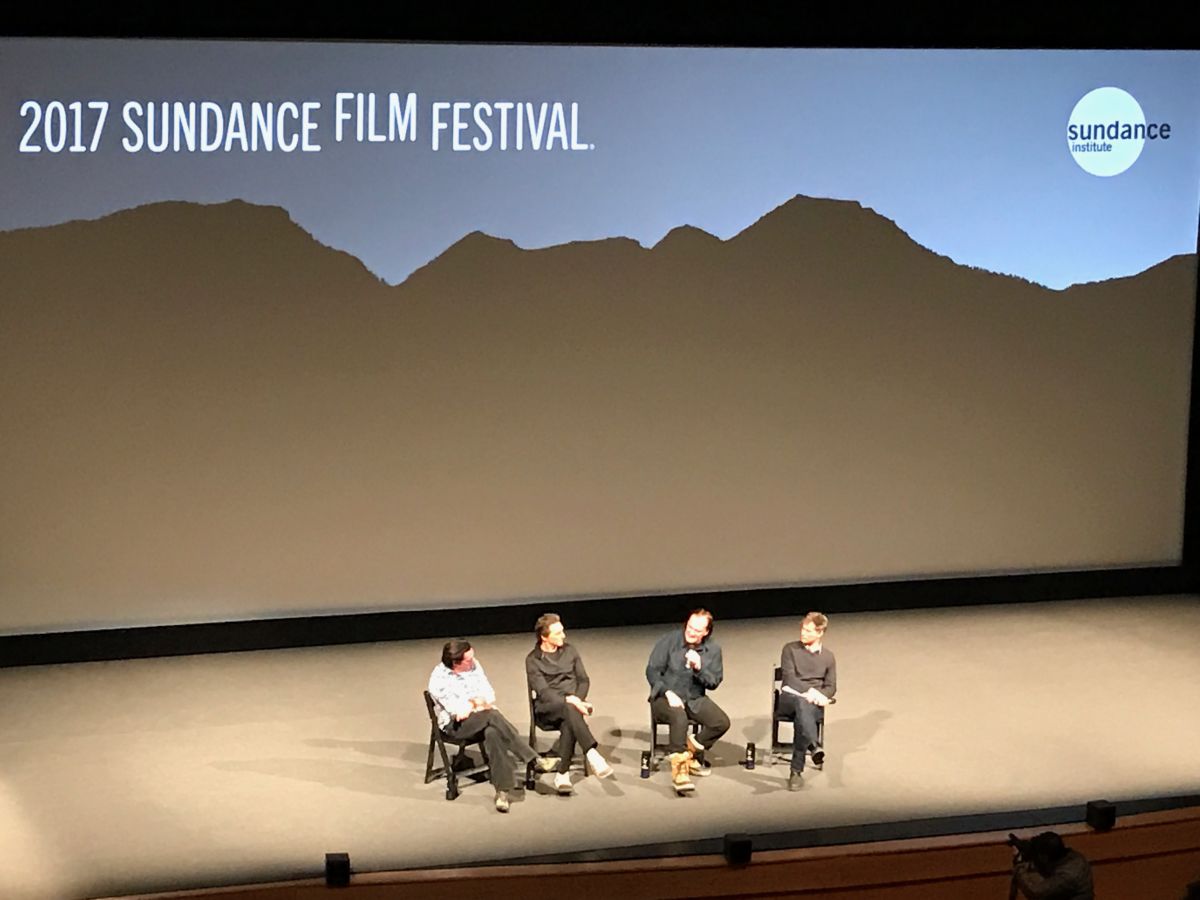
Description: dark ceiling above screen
2,9,1196,48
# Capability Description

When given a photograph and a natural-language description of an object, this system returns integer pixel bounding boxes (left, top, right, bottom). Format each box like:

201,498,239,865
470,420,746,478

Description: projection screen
2,40,1198,634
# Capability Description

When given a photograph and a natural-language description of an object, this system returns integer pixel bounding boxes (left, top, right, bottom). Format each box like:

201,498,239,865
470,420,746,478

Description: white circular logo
1067,87,1147,177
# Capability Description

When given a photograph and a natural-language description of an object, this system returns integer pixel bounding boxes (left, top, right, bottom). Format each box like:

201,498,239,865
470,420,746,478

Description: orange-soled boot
670,751,695,794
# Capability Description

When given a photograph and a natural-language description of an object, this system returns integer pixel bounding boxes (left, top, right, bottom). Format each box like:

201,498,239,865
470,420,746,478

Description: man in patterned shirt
427,638,544,813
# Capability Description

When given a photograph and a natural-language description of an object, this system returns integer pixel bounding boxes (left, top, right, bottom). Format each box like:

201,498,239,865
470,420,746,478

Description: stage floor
2,596,1198,900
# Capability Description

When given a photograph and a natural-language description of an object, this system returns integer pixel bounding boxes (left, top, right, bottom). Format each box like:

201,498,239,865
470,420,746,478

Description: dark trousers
651,695,730,753
535,697,598,774
442,708,537,791
778,692,823,773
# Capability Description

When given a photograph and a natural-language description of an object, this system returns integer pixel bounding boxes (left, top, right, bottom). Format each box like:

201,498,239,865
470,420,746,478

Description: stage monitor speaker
325,852,351,887
723,832,752,866
1085,799,1116,831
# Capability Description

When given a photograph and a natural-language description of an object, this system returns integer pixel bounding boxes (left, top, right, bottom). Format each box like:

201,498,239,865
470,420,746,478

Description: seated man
778,611,837,791
646,608,730,795
526,613,614,795
427,638,545,813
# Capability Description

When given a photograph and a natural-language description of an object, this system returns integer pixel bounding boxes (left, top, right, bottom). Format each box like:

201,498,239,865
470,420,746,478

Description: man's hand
665,690,685,708
469,697,493,711
802,688,829,706
567,695,592,715
685,649,702,670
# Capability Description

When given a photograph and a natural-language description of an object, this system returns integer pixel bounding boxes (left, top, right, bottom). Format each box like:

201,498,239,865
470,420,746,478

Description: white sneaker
586,747,614,779
554,772,573,795
534,756,560,773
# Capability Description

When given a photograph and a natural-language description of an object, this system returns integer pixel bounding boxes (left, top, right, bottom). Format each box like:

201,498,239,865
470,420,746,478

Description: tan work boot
687,755,712,777
669,751,695,794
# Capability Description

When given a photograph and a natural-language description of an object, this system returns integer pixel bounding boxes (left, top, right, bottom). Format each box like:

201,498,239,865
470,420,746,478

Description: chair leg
811,716,825,769
650,719,663,771
425,727,438,784
771,717,793,766
428,726,458,797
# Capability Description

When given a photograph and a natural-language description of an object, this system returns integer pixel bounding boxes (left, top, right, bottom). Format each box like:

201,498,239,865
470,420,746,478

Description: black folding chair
423,690,490,800
769,666,833,768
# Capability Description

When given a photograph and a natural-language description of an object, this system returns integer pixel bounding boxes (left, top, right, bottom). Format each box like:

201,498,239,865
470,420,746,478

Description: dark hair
534,612,562,644
686,608,714,641
802,611,829,631
1030,832,1067,863
441,639,473,669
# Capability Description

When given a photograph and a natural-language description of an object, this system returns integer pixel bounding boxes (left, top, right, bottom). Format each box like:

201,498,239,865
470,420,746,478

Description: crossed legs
651,695,731,753
778,692,823,773
536,697,598,774
443,709,538,791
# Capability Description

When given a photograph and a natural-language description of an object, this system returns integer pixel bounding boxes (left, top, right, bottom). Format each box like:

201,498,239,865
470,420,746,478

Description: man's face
684,614,711,645
800,622,824,646
545,622,566,648
452,648,476,673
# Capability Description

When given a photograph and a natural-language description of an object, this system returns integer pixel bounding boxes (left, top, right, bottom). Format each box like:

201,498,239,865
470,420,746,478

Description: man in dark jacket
526,613,614,794
646,608,730,794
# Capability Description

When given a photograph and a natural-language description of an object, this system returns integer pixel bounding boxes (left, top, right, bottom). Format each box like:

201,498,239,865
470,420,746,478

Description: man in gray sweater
778,611,837,791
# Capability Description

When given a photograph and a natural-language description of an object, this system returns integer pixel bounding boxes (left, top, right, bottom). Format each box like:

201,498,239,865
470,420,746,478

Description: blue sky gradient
2,41,1198,288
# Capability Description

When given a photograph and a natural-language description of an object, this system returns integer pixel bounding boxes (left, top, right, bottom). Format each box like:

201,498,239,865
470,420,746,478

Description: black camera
1007,833,1033,859
1008,831,1068,877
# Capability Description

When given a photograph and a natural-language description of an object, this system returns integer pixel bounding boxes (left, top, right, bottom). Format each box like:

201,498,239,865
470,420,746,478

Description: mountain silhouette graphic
0,197,1193,631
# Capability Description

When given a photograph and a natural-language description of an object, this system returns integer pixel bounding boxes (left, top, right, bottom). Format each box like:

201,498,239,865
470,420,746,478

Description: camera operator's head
1028,831,1068,876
